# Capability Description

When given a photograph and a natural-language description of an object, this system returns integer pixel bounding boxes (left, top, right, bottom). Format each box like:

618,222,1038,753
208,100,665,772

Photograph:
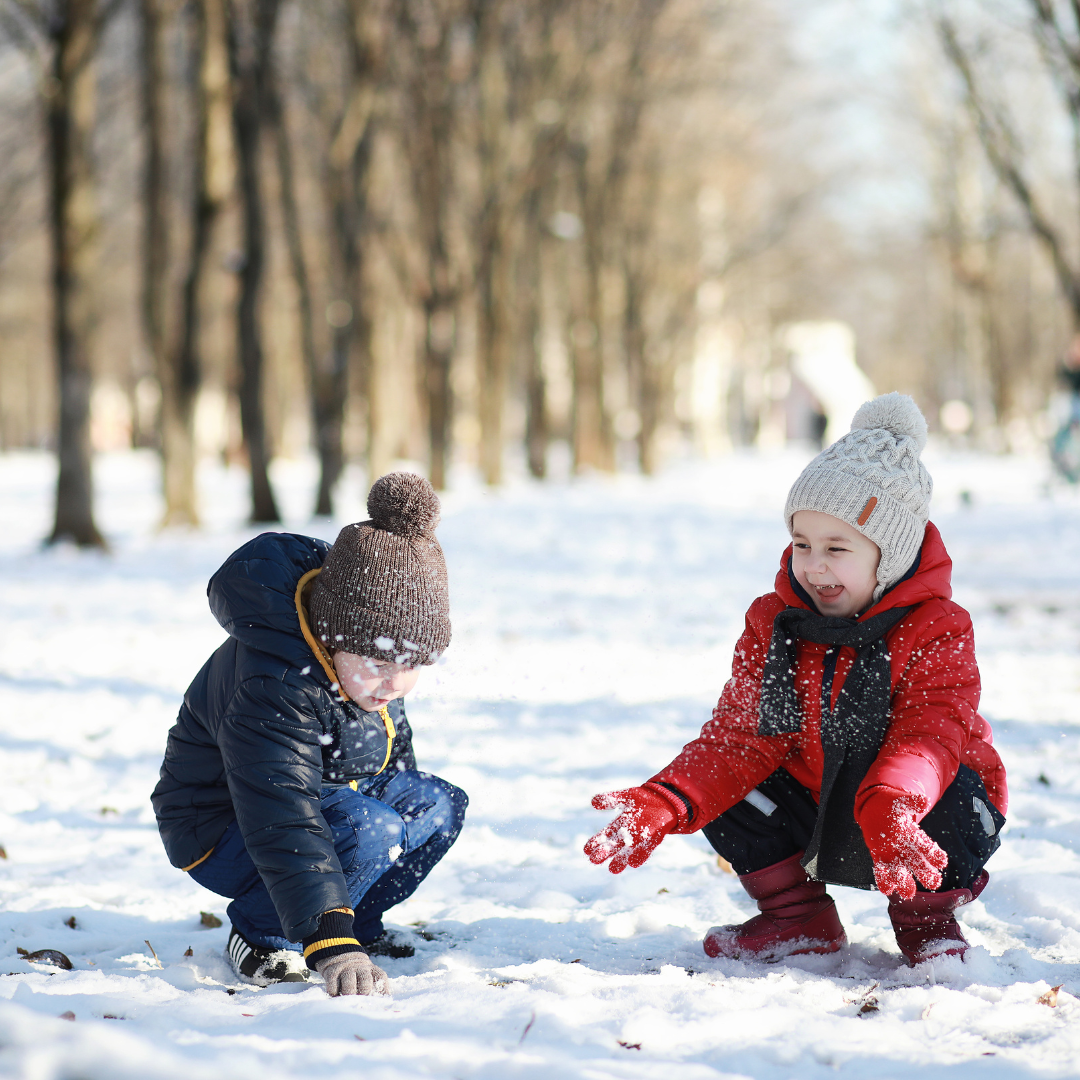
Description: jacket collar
774,521,953,620
294,568,350,702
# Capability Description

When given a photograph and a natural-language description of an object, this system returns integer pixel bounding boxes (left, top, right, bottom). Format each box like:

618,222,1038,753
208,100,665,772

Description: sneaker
359,930,416,959
226,925,309,986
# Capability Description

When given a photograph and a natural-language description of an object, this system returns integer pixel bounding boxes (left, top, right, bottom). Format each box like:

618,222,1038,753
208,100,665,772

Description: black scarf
759,603,912,888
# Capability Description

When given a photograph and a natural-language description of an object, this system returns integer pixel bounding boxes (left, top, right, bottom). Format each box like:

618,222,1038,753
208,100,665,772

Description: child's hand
584,785,683,873
861,792,948,900
315,951,390,996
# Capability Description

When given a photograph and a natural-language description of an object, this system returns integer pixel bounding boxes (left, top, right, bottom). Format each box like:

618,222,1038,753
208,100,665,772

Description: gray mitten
315,951,390,996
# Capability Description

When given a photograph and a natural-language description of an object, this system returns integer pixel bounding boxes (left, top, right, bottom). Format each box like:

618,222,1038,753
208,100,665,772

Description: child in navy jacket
153,474,466,994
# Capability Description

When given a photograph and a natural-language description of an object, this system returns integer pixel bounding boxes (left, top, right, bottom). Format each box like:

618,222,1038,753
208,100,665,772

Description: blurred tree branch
937,9,1080,323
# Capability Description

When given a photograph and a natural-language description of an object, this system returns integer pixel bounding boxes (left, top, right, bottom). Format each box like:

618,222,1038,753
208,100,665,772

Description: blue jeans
189,769,468,950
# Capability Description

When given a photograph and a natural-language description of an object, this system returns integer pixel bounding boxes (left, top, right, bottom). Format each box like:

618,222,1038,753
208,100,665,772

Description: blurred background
3,0,1080,542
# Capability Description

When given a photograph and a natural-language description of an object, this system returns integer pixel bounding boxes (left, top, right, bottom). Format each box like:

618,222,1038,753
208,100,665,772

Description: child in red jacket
585,393,1007,965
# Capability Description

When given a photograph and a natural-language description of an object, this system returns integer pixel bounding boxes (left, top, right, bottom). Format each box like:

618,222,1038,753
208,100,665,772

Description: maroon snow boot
888,870,989,965
703,852,846,960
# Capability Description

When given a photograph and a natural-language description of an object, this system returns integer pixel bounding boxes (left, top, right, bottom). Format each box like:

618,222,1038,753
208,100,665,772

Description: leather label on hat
857,496,878,526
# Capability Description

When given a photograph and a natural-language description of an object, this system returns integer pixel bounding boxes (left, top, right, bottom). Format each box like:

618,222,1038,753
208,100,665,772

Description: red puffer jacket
652,522,1007,833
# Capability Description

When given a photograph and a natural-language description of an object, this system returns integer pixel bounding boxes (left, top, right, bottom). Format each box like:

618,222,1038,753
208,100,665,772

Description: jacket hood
775,521,953,618
208,532,331,666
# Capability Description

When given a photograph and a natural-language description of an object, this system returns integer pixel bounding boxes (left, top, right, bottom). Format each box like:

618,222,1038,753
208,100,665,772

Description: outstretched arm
650,602,795,827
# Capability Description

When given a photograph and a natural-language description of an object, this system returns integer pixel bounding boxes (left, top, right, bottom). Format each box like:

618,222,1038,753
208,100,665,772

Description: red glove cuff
642,782,692,830
858,787,928,862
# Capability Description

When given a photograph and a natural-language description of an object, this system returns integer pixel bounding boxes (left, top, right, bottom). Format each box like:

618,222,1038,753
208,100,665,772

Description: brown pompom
367,472,441,538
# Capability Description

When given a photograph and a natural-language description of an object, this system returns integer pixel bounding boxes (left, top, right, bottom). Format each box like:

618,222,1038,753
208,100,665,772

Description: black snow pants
701,764,1004,892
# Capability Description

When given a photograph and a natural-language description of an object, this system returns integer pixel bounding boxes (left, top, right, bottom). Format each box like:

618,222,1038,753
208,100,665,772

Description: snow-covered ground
1,445,1079,1080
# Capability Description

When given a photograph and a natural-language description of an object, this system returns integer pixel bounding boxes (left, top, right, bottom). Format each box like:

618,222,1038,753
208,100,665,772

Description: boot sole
704,930,846,961
902,941,967,966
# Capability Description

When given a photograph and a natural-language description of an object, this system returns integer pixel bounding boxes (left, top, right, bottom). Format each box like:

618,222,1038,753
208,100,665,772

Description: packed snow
0,445,1079,1080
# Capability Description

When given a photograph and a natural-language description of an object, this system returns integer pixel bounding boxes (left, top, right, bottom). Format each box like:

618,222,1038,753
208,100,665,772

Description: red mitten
584,783,687,874
860,791,948,900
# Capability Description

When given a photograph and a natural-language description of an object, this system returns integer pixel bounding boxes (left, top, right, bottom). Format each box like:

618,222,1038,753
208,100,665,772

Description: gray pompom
367,472,441,538
850,392,928,452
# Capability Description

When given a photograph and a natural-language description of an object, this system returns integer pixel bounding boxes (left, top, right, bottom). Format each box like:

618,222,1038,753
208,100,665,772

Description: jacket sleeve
651,601,795,830
855,603,981,822
218,676,351,942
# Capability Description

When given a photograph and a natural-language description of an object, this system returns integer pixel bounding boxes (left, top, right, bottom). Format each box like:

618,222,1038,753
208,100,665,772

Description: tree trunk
475,5,511,486
163,0,231,526
325,123,377,489
325,144,364,490
521,187,546,478
229,0,280,523
139,0,167,410
141,0,197,527
416,203,457,492
623,258,656,473
395,1,459,490
477,225,511,485
567,139,614,474
423,300,455,490
47,0,104,548
266,59,335,515
568,162,610,473
315,0,383,508
344,127,376,482
564,0,666,475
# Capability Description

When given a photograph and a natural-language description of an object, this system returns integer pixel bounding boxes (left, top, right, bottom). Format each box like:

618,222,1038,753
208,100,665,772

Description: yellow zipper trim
181,846,215,872
348,708,396,788
294,568,349,701
377,705,396,772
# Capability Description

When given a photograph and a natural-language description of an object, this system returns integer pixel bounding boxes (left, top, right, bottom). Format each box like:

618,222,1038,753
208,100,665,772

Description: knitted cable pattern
784,393,933,598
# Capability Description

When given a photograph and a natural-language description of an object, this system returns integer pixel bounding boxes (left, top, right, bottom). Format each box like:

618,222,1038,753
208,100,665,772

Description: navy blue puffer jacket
151,532,416,941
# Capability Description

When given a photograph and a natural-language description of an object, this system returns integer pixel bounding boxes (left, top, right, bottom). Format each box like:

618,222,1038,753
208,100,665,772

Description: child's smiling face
791,510,881,619
332,652,420,712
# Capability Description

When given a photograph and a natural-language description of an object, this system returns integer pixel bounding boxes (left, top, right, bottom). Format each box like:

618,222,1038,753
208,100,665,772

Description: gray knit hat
784,392,933,601
308,472,450,665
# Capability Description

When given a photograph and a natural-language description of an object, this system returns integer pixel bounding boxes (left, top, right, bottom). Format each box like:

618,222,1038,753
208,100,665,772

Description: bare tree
520,182,546,477
4,0,1027,503
144,0,233,526
469,0,572,484
617,3,716,472
138,0,167,473
564,0,669,473
391,0,466,490
936,6,1080,325
265,15,322,510
319,0,385,507
0,0,124,545
472,0,512,486
228,0,280,521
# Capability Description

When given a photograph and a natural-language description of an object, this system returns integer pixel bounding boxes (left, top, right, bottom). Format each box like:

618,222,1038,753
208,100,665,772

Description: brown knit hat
307,472,450,665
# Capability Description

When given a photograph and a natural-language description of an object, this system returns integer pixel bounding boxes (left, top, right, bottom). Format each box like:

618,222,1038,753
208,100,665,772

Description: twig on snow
519,1011,536,1044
